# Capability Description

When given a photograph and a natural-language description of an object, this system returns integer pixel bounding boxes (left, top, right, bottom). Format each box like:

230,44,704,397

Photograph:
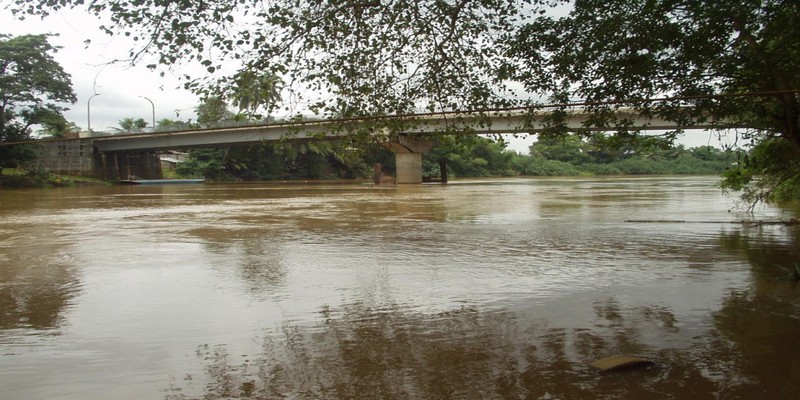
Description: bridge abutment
29,139,95,176
27,139,162,180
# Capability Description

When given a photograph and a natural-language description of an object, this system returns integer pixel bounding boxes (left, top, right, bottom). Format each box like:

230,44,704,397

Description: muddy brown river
1,176,798,399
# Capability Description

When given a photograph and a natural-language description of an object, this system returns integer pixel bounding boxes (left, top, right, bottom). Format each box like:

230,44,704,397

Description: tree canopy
505,0,800,145
113,117,148,133
228,70,283,121
9,0,526,116
0,33,76,166
7,1,800,202
9,1,797,135
195,96,235,127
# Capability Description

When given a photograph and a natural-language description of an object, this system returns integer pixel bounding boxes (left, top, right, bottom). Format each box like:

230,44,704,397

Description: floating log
625,219,798,225
590,355,655,372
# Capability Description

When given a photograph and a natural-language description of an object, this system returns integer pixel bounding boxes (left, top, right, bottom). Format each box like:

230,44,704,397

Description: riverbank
0,168,110,188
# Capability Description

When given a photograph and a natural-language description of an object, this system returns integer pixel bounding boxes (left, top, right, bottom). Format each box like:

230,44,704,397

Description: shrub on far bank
582,163,623,175
513,157,587,176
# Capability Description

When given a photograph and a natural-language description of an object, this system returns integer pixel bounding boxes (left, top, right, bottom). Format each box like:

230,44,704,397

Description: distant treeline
174,133,740,181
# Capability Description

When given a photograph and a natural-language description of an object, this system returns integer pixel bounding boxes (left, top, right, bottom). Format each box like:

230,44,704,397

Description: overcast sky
2,7,736,153
2,8,199,133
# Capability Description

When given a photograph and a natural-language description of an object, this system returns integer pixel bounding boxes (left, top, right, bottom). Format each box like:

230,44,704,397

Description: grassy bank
0,168,110,188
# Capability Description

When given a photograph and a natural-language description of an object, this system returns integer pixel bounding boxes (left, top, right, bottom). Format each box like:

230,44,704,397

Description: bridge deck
91,108,723,152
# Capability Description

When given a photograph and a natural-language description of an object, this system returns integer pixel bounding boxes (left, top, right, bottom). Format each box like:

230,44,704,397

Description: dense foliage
113,117,148,133
504,0,800,205
523,137,738,177
0,33,76,167
173,97,390,181
174,142,385,182
721,138,800,206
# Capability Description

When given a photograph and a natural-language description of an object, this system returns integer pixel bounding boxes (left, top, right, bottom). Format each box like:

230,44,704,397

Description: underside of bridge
95,151,162,180
91,136,435,184
35,135,437,183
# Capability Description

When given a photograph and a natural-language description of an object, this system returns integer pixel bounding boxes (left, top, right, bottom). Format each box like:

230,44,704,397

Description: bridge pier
395,153,423,184
385,136,433,184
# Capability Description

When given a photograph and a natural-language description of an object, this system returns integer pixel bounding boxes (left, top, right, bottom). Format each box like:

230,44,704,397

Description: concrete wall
31,139,95,176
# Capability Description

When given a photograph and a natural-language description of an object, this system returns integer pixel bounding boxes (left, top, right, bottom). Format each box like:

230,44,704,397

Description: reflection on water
0,209,82,332
0,177,798,399
167,292,799,399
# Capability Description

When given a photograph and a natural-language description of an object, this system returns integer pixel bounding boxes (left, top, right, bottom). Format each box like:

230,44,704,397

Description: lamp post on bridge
139,96,156,130
87,93,101,134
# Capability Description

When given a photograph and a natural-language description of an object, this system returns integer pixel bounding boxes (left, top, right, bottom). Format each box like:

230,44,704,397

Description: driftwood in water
590,355,655,372
625,219,799,226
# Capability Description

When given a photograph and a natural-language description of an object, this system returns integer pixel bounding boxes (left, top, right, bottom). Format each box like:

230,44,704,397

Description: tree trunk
782,94,800,148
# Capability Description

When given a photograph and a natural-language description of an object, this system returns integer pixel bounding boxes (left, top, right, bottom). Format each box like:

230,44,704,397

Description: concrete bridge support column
395,152,424,184
386,136,433,184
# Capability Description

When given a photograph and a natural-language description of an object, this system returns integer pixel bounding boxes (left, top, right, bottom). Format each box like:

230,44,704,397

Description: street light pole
87,93,101,134
139,96,155,130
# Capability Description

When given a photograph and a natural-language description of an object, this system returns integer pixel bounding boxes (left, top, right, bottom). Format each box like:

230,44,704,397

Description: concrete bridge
24,107,722,183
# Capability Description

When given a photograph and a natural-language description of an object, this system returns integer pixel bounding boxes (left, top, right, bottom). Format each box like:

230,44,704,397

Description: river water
1,176,798,399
